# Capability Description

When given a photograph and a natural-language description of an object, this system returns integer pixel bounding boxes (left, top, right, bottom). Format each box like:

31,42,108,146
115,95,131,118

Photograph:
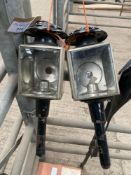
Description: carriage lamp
18,44,65,99
67,43,119,100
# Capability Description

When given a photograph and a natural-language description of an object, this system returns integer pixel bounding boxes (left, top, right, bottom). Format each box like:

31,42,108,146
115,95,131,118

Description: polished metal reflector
36,60,58,83
67,43,119,100
18,45,65,99
77,62,102,87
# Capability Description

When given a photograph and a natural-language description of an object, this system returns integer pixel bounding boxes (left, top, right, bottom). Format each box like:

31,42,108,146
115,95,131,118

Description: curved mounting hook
105,59,131,125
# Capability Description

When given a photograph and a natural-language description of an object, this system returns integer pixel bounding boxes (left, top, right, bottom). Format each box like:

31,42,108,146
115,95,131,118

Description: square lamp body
18,44,65,99
67,43,119,100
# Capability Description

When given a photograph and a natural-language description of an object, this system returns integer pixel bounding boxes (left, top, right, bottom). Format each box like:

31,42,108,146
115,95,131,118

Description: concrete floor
0,0,131,175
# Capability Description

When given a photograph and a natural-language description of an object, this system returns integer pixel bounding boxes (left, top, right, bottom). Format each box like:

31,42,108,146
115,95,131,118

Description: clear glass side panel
20,47,34,93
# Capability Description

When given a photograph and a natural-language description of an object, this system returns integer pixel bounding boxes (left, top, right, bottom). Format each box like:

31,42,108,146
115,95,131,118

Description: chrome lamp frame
18,44,65,100
67,43,119,100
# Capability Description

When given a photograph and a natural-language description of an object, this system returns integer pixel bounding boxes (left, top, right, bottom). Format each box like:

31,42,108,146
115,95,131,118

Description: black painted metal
88,101,110,169
66,26,107,46
36,99,50,157
25,21,67,39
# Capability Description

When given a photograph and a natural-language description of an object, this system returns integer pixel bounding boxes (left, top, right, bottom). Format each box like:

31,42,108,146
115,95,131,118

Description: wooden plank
79,4,131,11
